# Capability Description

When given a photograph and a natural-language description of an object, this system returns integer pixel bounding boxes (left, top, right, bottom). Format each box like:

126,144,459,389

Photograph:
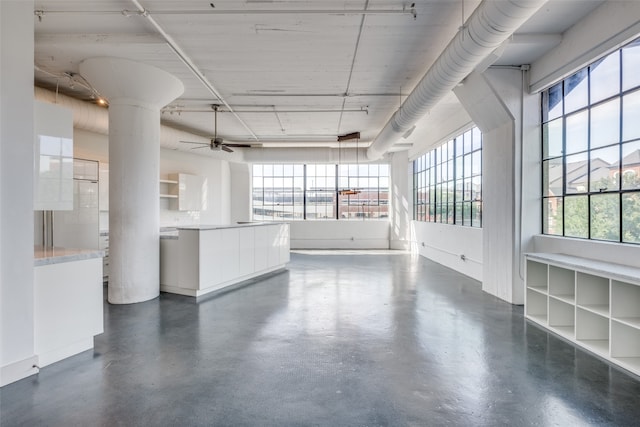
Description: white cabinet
238,227,255,276
160,223,290,298
99,163,109,211
167,173,204,211
34,101,74,211
525,253,640,376
34,257,103,367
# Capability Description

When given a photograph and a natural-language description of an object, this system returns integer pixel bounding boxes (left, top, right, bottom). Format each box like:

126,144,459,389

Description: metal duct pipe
34,87,244,161
35,86,109,135
366,0,547,160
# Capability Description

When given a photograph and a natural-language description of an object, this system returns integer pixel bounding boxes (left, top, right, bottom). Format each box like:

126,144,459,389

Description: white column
80,58,183,304
390,151,411,250
1,0,38,386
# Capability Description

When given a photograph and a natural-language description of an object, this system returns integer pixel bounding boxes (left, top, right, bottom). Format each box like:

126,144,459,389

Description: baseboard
1,355,39,387
37,338,94,368
390,240,411,250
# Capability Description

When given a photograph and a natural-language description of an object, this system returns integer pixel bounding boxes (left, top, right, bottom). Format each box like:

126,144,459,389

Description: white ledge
525,252,640,285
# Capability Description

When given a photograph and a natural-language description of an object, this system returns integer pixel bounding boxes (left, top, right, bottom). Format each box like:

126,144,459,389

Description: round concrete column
80,58,184,304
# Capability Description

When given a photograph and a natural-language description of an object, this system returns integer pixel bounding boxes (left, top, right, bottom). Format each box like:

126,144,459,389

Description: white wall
73,130,232,228
229,162,251,223
411,221,483,281
530,0,640,92
404,106,488,282
290,221,389,249
1,0,38,386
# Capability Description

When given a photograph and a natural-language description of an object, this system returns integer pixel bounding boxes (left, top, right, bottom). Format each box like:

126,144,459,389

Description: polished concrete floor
3,252,640,426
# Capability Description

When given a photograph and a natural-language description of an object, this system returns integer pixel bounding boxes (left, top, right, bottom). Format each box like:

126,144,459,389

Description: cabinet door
267,225,280,268
34,101,74,211
99,164,109,211
239,227,255,276
178,173,204,211
279,224,290,264
219,228,240,283
254,226,268,271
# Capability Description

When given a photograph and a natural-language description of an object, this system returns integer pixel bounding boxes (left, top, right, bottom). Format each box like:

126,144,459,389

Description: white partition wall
1,0,38,387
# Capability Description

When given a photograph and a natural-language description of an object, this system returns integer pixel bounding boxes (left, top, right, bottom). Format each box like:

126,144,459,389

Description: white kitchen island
160,223,290,298
34,246,104,367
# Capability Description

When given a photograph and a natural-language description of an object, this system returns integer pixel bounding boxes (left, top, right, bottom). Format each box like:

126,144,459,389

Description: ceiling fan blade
223,143,252,148
180,140,208,145
221,145,234,153
190,146,208,150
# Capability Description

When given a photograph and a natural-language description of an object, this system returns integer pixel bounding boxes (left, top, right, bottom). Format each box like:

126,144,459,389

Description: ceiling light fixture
337,132,362,197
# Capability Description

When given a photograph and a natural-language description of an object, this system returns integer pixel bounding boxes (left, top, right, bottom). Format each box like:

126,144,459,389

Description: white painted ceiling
33,0,605,153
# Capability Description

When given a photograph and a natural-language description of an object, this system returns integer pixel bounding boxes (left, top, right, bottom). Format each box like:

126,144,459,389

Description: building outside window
413,127,482,227
541,37,640,244
252,163,389,221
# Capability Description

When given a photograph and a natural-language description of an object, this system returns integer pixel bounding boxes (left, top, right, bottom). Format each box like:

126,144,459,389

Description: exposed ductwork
366,0,547,160
34,86,244,162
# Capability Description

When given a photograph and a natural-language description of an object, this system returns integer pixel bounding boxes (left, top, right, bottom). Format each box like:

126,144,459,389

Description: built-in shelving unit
159,174,204,209
525,253,640,377
159,178,178,199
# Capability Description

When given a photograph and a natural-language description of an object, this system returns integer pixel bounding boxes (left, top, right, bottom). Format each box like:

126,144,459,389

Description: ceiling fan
180,104,251,153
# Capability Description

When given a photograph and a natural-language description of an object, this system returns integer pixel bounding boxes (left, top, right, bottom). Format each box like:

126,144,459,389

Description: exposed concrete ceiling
33,0,605,156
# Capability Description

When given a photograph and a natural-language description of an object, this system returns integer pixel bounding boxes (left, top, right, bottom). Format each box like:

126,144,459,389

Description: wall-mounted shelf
525,253,640,377
159,174,203,210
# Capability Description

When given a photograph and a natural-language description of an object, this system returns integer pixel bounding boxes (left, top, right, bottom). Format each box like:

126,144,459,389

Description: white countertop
34,246,104,266
525,252,640,285
177,222,287,231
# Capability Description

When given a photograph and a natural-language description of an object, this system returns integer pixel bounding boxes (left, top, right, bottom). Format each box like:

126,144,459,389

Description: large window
413,127,482,227
252,163,389,220
252,164,304,220
542,38,640,244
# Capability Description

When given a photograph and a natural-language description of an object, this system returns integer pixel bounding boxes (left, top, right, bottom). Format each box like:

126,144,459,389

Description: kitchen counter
34,245,104,368
34,245,104,266
160,223,290,299
176,222,283,230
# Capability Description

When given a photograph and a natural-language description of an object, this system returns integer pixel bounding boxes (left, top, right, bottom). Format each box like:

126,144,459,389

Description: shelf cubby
526,260,548,293
548,265,575,304
576,272,609,317
576,307,609,357
525,253,640,377
611,280,640,329
526,288,548,325
611,320,640,372
548,297,575,339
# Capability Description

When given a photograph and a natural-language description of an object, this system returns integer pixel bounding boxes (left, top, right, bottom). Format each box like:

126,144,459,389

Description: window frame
541,37,640,245
412,126,483,227
252,163,389,221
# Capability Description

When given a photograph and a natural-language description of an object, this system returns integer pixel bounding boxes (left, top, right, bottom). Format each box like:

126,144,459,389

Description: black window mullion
335,164,339,220
303,164,307,220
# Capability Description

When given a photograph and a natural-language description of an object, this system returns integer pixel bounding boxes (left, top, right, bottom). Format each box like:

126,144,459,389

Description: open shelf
612,320,640,365
549,298,574,338
576,307,609,356
525,253,640,377
526,260,548,292
552,325,576,340
578,339,610,358
549,265,575,301
160,194,178,199
159,179,178,184
526,288,547,325
576,272,609,317
612,280,640,330
578,304,609,318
